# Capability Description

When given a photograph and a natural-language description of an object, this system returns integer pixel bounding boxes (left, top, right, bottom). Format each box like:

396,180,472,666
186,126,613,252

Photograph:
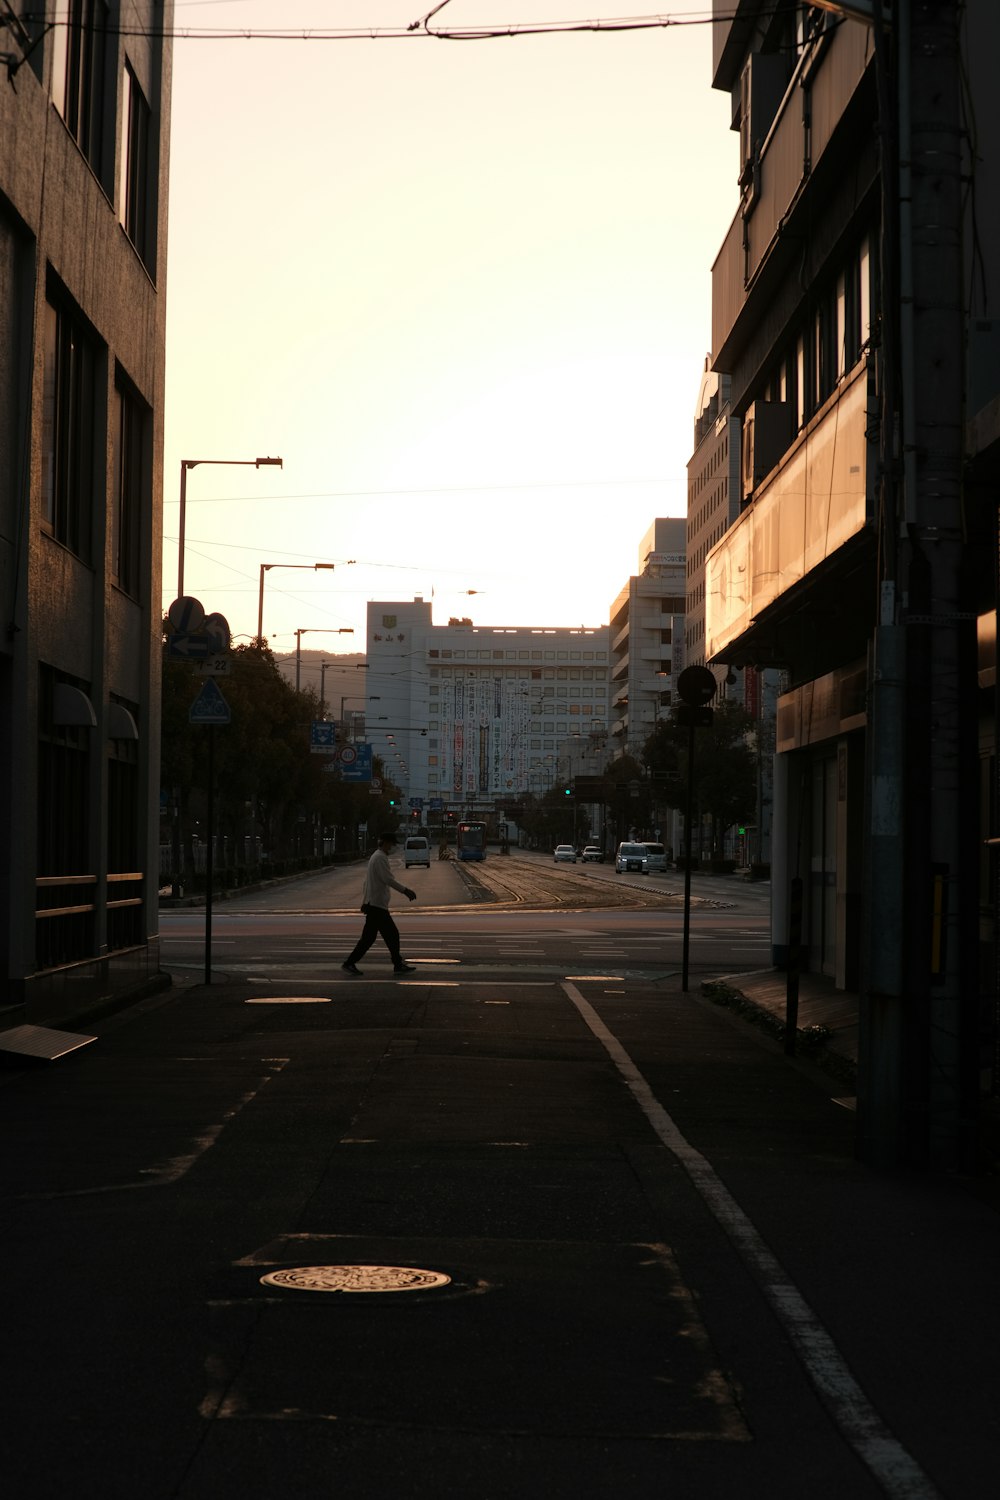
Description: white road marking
561,980,941,1500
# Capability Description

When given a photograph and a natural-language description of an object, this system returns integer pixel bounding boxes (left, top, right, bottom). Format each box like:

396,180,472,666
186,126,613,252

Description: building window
51,1,112,183
42,288,100,563
119,61,153,268
112,373,147,599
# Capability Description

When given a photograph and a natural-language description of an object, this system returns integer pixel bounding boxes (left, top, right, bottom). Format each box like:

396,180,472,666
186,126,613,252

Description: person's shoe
393,963,417,974
341,962,364,976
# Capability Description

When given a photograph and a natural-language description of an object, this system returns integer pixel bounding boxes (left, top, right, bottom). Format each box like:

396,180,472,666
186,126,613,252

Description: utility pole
860,1,977,1169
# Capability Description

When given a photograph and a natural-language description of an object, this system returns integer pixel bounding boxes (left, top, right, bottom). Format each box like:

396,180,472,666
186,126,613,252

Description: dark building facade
0,4,173,1023
704,1,1000,1166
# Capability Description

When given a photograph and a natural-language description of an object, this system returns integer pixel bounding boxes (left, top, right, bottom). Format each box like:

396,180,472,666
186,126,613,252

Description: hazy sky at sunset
162,1,736,653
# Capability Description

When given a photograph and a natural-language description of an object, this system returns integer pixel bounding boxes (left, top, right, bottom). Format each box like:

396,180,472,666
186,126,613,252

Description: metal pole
205,724,215,986
681,717,695,991
295,629,303,691
257,565,267,644
177,460,189,599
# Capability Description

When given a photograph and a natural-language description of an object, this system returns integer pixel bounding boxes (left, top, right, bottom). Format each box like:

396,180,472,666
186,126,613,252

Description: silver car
554,844,577,863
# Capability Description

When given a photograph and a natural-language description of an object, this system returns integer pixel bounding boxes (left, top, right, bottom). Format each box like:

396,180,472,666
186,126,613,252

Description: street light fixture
177,456,282,600
257,563,336,645
292,625,354,689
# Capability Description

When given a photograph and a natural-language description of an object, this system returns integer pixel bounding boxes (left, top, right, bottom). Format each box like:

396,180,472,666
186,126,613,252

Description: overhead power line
15,7,723,46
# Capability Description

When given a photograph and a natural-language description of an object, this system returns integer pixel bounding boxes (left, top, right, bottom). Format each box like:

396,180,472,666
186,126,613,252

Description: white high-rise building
363,600,610,818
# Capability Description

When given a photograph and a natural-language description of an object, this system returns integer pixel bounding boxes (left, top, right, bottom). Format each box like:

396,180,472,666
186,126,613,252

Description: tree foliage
643,701,757,852
161,638,402,880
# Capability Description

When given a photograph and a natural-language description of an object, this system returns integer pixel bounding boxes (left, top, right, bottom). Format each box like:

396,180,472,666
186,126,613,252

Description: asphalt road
4,862,997,1498
160,850,774,984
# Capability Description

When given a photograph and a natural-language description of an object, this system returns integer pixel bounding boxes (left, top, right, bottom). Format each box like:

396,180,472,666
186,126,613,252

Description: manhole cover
259,1264,452,1294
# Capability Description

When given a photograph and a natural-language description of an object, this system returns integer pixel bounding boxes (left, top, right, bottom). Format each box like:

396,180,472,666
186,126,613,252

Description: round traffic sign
677,665,718,707
339,745,358,765
202,612,231,651
167,595,205,632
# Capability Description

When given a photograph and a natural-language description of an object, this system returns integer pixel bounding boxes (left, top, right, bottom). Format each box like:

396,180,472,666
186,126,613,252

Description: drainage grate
259,1264,451,1294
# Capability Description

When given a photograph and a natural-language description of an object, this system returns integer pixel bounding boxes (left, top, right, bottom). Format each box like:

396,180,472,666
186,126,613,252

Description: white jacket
361,847,410,909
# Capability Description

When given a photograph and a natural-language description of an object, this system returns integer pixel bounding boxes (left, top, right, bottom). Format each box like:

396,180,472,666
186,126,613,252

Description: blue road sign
339,743,373,782
310,722,338,754
189,678,231,725
167,595,205,633
169,631,214,661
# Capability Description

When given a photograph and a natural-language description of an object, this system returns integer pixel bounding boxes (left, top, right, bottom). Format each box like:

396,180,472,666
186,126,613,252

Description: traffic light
564,786,572,797
388,797,395,807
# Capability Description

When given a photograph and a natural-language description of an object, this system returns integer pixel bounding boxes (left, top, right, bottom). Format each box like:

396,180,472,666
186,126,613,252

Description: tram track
452,857,675,910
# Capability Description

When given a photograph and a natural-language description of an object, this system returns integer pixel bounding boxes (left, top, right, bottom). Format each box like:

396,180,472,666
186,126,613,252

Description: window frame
112,369,148,599
42,286,102,564
119,59,153,267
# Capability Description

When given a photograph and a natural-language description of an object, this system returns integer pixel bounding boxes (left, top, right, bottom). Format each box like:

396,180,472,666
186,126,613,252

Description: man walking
342,832,417,976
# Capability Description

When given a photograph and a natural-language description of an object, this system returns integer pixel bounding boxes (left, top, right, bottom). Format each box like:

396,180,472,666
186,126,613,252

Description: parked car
554,844,577,863
581,846,604,863
404,836,430,868
615,841,647,874
641,841,668,873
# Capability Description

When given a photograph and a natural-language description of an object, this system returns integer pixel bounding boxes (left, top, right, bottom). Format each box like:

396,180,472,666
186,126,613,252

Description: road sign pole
205,725,215,985
681,715,695,992
675,665,718,994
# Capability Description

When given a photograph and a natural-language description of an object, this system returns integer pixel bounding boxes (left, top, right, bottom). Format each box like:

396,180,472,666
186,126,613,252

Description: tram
456,820,488,861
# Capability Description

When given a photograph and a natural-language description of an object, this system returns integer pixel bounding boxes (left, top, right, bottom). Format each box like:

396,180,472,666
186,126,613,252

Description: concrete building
0,5,173,1021
687,361,776,867
363,600,610,821
685,364,740,679
703,1,1000,1165
608,518,686,760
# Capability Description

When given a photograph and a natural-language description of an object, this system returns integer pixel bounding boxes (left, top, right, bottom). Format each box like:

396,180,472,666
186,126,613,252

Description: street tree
643,701,757,859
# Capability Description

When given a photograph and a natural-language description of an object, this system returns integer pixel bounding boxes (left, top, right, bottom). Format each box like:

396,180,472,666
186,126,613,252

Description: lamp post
177,456,282,600
292,625,354,689
257,564,336,645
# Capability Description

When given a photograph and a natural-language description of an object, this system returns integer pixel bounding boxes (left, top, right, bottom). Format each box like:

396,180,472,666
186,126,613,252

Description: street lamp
258,563,336,645
177,456,282,600
292,625,354,689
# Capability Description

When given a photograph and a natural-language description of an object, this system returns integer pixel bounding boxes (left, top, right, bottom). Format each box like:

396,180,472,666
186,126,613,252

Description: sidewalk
702,968,859,1085
706,967,1000,1185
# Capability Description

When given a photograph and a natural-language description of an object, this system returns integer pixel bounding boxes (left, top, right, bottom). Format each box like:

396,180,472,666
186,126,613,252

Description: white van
615,842,647,874
404,836,430,868
641,842,668,873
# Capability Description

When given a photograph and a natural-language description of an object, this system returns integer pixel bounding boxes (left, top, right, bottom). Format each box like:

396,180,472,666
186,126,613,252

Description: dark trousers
346,905,402,966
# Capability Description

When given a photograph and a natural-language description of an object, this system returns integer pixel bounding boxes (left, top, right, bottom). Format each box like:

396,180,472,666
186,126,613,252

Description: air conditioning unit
741,401,792,501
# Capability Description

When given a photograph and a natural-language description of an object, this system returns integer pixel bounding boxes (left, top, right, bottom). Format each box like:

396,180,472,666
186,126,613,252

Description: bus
456,820,488,861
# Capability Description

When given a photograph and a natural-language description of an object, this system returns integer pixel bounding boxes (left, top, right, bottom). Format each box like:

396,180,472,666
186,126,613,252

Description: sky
162,1,737,657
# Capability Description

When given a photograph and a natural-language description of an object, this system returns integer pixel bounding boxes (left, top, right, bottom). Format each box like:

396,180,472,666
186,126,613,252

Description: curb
701,979,857,1089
